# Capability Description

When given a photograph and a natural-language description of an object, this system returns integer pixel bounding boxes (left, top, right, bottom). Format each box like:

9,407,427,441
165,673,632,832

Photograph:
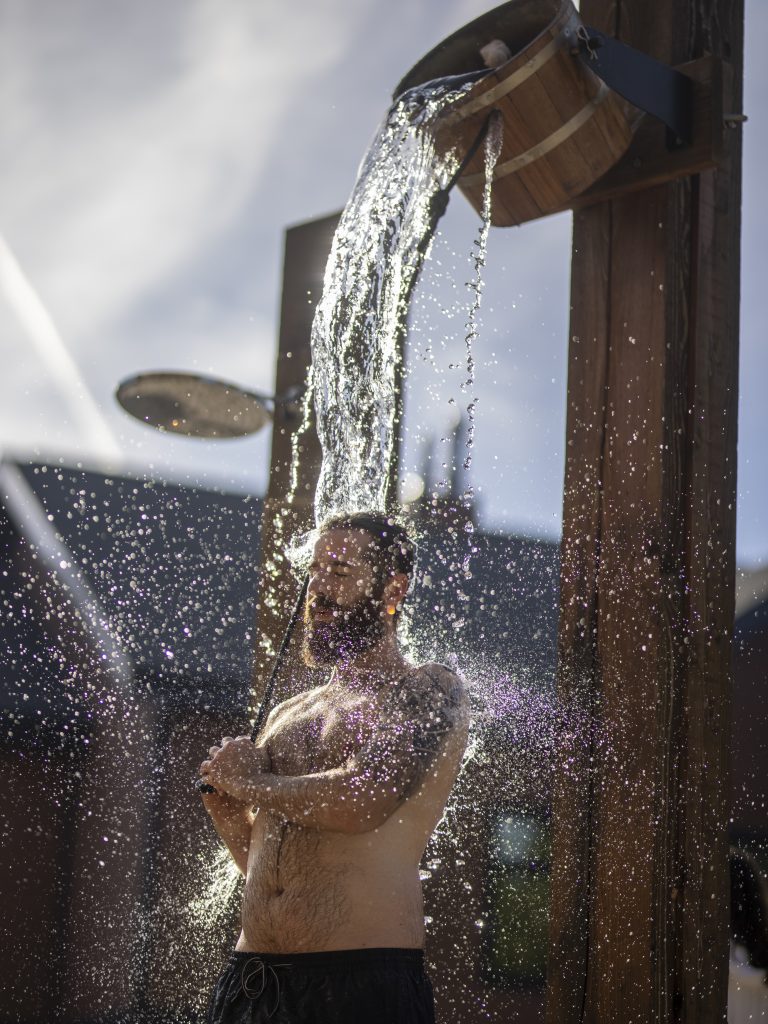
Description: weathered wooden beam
568,55,729,212
250,214,339,709
546,198,611,1021
546,0,743,1020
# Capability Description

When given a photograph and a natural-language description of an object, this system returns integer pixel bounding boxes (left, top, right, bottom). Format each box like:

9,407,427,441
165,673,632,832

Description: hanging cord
196,574,309,793
421,109,499,242
446,109,500,194
249,575,309,742
239,957,292,1019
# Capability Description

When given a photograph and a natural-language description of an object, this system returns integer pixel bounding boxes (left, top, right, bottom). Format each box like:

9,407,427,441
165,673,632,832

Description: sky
0,0,765,563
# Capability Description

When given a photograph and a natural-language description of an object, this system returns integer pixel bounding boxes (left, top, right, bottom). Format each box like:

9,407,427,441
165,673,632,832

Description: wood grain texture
442,3,634,226
460,53,727,227
547,200,612,1022
546,0,742,1020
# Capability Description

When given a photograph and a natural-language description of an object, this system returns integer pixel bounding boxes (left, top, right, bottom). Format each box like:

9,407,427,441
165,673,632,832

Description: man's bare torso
236,663,468,953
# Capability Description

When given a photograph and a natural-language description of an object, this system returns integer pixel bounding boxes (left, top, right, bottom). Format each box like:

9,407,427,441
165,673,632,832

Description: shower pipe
196,575,309,794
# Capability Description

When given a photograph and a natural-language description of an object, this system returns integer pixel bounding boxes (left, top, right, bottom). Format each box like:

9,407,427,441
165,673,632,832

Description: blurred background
0,1,765,1022
0,0,765,560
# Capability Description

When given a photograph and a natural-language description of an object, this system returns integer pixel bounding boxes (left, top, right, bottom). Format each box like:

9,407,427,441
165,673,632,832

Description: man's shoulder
413,661,464,690
264,682,329,722
396,661,467,710
383,663,469,760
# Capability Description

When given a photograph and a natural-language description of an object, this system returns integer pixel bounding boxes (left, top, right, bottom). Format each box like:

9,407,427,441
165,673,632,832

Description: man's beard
303,591,387,668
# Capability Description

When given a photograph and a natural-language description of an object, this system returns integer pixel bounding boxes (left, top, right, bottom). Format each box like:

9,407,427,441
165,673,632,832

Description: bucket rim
393,0,579,99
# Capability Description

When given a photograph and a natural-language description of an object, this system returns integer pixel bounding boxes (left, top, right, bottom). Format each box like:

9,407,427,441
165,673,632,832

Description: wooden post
546,1,743,1022
251,213,339,709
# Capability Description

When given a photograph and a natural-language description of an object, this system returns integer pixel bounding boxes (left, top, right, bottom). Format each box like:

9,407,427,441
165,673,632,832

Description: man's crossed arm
200,664,466,836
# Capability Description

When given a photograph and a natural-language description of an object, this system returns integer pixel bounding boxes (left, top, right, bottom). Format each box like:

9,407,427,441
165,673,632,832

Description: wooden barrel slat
502,75,598,196
459,150,543,224
464,175,542,225
497,106,569,212
409,0,636,226
453,109,563,223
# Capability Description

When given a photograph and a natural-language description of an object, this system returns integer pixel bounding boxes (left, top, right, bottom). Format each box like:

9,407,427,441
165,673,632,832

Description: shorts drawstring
240,957,291,1019
208,948,431,1024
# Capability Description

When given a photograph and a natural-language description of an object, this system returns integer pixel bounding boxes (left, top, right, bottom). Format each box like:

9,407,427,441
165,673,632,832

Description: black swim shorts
205,947,435,1024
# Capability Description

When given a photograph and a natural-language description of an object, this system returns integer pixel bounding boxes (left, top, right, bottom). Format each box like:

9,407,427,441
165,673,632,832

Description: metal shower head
115,371,276,439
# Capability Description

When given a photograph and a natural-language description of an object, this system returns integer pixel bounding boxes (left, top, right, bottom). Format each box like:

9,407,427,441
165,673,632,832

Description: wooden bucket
395,0,637,227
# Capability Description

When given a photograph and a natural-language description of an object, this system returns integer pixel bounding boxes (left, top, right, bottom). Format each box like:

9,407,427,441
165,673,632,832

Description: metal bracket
577,27,694,146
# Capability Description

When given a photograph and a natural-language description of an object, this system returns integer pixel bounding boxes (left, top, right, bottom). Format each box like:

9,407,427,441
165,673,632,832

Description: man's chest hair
264,664,464,781
264,684,378,776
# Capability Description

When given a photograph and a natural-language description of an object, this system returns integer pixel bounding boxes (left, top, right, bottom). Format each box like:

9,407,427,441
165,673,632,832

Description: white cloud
0,0,368,342
0,234,120,459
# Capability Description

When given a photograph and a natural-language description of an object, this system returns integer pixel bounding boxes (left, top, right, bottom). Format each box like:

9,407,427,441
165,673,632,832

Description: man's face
303,528,388,668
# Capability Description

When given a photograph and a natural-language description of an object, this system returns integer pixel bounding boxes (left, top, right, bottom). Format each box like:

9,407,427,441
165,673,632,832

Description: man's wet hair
318,511,416,582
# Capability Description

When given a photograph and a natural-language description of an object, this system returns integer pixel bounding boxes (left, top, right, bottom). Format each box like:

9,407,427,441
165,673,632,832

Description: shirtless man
198,512,468,1024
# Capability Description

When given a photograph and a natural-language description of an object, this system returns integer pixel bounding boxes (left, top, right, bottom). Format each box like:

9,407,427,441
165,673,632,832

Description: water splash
460,111,503,506
183,846,242,951
0,69,554,1024
291,76,481,526
418,655,569,1019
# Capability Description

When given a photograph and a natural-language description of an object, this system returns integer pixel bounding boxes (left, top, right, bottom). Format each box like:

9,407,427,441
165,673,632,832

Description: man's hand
217,665,468,835
198,736,268,875
199,736,270,804
199,785,250,821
